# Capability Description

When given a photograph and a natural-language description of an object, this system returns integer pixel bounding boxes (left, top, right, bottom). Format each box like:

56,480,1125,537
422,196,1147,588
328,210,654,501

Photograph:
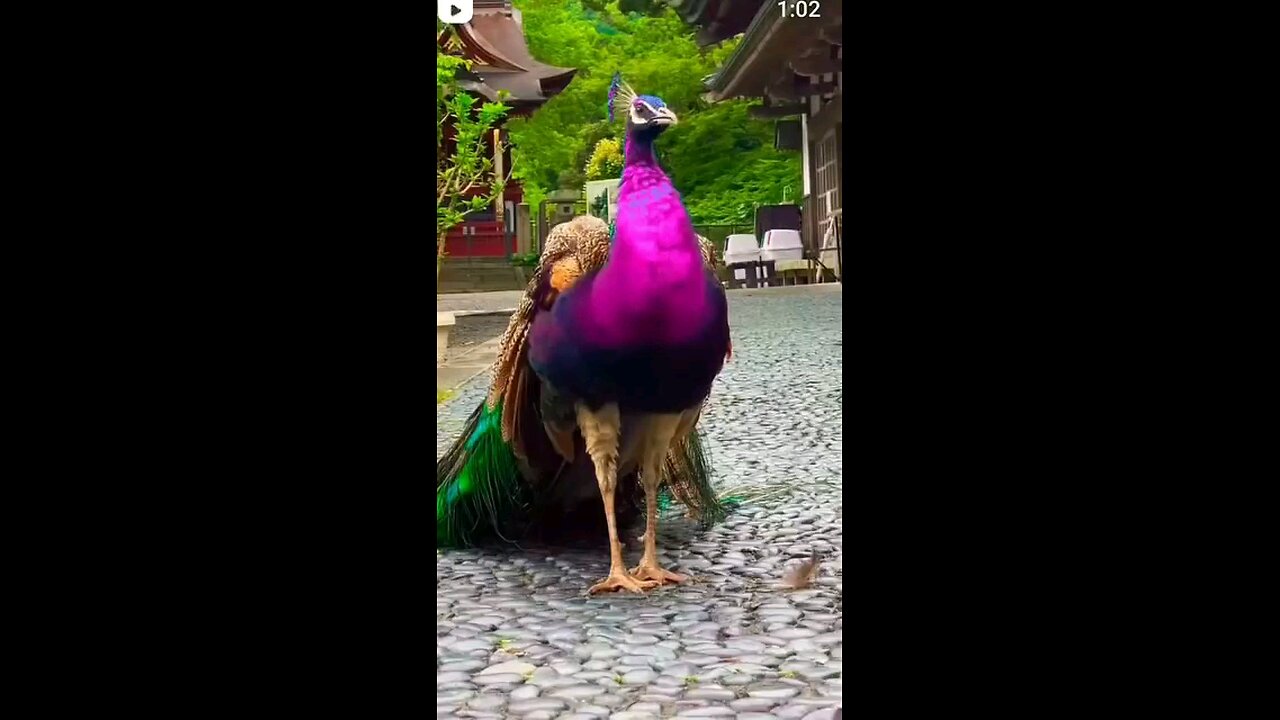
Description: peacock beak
653,108,678,126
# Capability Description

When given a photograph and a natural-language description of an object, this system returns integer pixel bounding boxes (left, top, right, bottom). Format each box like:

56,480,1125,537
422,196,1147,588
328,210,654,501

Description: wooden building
438,0,576,258
675,0,842,275
670,0,763,47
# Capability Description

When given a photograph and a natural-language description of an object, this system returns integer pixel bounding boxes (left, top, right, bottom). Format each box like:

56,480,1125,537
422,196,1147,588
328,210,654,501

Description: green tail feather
437,406,736,547
436,401,527,547
661,428,727,527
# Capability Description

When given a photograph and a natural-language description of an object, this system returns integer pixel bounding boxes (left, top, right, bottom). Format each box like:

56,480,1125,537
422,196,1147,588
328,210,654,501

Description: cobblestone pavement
437,285,843,719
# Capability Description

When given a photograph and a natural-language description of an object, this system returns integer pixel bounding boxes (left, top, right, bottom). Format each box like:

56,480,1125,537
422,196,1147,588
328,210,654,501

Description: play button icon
438,0,473,24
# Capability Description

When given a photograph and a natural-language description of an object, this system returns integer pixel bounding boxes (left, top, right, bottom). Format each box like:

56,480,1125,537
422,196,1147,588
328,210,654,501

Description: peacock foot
588,571,658,595
629,562,688,585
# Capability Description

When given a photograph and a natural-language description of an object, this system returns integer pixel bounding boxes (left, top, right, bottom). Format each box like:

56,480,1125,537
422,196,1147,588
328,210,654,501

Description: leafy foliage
506,0,801,224
584,137,623,180
437,31,512,278
663,101,802,223
509,251,540,268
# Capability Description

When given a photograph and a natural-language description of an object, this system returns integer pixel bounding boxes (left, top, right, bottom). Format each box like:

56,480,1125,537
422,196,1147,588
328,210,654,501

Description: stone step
439,259,530,293
436,312,455,364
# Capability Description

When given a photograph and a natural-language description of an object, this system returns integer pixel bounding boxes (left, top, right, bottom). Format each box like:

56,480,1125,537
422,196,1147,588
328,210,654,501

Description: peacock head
608,73,677,141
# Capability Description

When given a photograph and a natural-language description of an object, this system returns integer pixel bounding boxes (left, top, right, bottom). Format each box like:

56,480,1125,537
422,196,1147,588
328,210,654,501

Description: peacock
436,74,732,594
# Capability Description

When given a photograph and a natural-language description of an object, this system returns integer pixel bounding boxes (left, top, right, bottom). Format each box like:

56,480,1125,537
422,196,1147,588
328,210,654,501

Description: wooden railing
444,221,507,257
807,209,842,283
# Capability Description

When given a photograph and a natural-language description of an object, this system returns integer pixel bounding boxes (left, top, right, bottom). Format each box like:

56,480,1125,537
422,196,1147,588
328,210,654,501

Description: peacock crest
607,72,637,123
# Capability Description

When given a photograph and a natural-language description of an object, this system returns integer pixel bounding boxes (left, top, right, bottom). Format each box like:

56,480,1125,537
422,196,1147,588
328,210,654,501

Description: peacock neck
622,131,658,173
607,131,701,272
584,129,709,345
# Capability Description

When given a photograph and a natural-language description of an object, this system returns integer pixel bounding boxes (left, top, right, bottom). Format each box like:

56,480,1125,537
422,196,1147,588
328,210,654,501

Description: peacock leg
630,414,688,585
579,403,656,595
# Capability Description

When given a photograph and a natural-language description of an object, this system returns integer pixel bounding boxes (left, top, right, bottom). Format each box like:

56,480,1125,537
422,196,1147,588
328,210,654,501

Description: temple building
675,0,842,276
438,0,576,260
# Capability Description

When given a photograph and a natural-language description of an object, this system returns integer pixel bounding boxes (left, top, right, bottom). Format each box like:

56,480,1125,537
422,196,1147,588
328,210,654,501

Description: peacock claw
589,571,658,595
630,563,688,585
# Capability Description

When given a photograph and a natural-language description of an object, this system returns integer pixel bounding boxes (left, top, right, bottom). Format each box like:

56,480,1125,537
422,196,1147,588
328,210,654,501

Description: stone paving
437,285,843,719
437,290,524,315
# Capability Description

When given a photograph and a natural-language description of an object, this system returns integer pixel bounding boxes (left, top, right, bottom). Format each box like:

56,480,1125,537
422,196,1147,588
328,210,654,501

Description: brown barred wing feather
487,216,612,462
697,234,717,270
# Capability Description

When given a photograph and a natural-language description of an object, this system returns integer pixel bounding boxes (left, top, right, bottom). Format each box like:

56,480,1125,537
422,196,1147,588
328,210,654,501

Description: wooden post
493,130,504,223
493,130,510,257
516,203,531,255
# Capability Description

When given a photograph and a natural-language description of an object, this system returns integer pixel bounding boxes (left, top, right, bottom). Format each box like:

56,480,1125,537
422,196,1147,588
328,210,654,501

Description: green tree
585,137,623,180
661,101,803,223
437,32,512,281
506,0,801,225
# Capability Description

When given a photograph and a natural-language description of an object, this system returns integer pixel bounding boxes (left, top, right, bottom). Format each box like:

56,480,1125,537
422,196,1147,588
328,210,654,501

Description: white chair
722,234,762,285
723,234,760,264
760,229,808,285
760,229,805,262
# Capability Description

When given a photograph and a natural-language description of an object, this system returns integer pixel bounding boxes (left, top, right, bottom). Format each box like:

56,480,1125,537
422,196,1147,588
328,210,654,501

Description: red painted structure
443,185,525,257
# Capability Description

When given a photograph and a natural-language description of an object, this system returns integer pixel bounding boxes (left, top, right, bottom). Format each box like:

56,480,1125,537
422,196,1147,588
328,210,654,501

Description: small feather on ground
780,549,823,589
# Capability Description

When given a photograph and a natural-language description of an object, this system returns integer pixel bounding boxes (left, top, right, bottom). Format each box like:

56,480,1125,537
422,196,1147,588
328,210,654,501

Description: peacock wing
696,234,732,359
697,234,717,270
657,235,729,515
488,215,612,464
